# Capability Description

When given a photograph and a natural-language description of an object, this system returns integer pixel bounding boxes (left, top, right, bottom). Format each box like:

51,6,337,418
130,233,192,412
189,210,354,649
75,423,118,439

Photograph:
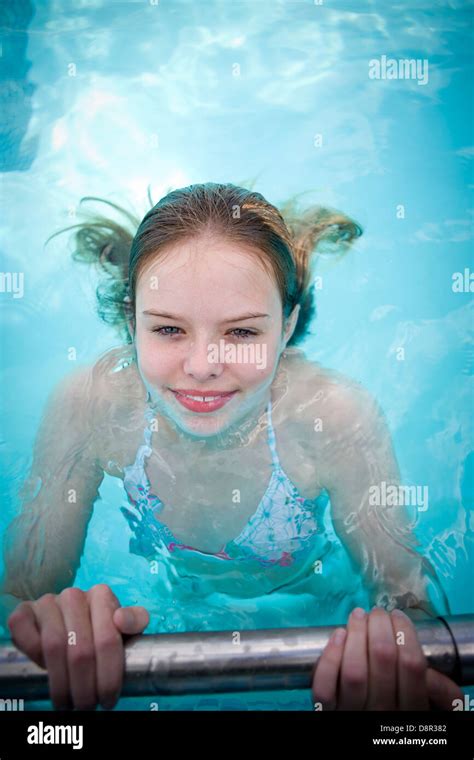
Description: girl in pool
1,183,463,711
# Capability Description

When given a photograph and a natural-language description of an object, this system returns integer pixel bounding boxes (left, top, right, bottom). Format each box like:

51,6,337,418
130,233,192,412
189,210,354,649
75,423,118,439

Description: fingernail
352,607,366,620
332,628,347,646
121,609,134,627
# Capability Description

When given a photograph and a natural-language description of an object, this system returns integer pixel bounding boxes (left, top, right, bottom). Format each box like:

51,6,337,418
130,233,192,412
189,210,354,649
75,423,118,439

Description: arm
318,381,449,621
0,366,105,610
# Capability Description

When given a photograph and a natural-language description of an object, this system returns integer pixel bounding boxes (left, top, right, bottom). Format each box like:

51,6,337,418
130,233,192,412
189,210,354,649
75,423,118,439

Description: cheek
232,358,275,387
136,333,174,381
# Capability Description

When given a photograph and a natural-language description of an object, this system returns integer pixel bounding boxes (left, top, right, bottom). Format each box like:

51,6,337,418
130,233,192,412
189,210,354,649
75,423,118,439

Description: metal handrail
0,614,472,700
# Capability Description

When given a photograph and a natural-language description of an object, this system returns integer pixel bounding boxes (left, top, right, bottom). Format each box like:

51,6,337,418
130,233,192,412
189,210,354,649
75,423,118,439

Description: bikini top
119,398,330,567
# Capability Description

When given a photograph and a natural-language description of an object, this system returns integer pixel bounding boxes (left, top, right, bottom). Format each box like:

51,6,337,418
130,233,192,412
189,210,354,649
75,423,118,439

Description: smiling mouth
170,389,238,412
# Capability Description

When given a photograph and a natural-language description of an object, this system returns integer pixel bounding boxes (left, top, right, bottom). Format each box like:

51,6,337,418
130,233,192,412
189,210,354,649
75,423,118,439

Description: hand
311,607,464,710
7,583,150,710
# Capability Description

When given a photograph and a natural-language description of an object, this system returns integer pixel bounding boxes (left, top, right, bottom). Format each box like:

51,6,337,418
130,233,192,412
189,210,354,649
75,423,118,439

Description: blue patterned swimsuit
119,398,330,566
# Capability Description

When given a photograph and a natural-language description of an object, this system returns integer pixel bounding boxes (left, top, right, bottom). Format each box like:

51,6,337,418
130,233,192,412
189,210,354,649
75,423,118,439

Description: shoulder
88,345,146,407
84,346,149,454
47,347,146,464
282,350,392,484
88,346,149,469
47,346,141,409
284,348,383,433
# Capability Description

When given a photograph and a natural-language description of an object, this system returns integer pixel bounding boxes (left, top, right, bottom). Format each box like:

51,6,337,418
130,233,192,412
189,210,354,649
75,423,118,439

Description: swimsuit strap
265,399,282,471
142,404,177,484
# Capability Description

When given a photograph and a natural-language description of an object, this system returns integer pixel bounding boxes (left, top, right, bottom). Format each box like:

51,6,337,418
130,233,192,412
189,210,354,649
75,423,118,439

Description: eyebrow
142,310,270,323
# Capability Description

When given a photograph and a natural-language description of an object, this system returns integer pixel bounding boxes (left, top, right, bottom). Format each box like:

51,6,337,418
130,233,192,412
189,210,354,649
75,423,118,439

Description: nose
182,337,225,382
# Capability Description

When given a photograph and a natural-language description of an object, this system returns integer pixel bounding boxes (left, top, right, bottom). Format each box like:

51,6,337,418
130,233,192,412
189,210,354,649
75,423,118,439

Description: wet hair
48,182,362,346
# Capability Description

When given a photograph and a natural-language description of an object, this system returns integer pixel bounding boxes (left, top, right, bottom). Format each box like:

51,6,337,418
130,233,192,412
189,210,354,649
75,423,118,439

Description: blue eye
229,328,257,339
152,326,182,336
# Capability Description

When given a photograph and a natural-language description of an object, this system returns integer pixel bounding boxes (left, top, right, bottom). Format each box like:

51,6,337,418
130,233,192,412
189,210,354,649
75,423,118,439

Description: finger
57,588,97,710
87,585,123,710
7,601,46,669
426,668,464,711
390,609,429,711
113,606,150,635
366,609,397,710
339,607,369,710
311,627,347,711
34,594,72,710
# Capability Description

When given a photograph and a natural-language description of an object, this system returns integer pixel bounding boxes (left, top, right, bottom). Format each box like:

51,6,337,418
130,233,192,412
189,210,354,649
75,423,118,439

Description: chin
177,413,231,437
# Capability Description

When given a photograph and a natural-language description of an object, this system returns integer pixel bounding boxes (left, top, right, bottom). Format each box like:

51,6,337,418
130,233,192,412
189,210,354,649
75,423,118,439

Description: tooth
179,393,221,401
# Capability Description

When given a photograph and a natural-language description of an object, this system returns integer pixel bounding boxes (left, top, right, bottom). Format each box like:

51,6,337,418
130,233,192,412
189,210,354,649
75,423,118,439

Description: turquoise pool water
1,0,473,710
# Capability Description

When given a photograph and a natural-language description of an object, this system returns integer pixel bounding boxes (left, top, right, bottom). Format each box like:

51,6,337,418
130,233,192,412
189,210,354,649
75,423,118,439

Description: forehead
136,235,281,310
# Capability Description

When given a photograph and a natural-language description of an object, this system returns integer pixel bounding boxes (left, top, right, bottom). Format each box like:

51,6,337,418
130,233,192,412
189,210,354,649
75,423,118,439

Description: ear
283,303,300,346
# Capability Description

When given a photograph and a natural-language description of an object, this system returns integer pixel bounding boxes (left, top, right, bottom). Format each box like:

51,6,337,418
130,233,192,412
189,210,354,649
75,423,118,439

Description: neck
149,392,271,454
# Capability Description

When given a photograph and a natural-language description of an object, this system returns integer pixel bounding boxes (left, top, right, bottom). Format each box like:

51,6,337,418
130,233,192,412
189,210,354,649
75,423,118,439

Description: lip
170,389,237,413
173,389,236,396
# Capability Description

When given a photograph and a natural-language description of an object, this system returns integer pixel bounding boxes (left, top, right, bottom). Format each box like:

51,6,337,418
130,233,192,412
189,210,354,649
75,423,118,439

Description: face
130,234,299,442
